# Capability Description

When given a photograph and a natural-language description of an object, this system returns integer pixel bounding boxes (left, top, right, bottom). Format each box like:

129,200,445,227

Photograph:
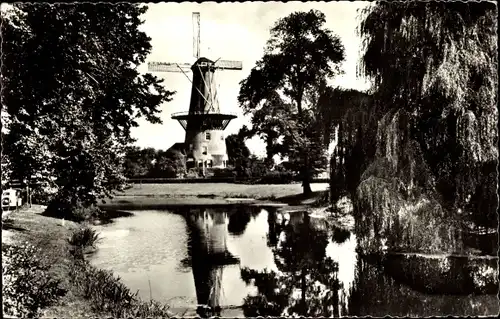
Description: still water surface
90,206,498,317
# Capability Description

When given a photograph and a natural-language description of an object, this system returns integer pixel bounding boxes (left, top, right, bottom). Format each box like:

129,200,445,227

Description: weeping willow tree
356,1,498,230
318,87,374,204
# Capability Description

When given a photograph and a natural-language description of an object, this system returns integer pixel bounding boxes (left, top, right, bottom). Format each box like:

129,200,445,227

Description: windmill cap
192,57,215,69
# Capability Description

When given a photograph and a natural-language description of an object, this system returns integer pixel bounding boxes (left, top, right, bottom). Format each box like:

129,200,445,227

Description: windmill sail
193,12,200,59
215,60,243,70
148,62,192,72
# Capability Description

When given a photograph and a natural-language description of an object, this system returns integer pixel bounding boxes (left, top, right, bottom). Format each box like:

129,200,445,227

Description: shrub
243,295,283,317
257,171,295,184
2,243,65,317
68,226,100,248
212,168,236,178
69,260,172,318
67,226,101,260
185,168,201,178
71,204,104,222
44,199,103,222
30,185,58,205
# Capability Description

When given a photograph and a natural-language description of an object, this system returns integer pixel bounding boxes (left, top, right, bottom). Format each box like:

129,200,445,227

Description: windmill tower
148,12,242,173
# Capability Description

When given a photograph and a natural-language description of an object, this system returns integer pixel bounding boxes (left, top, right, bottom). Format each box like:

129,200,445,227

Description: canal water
89,206,499,317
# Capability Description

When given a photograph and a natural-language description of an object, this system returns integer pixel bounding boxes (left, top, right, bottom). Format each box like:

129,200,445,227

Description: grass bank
99,182,332,215
120,182,329,200
1,205,173,317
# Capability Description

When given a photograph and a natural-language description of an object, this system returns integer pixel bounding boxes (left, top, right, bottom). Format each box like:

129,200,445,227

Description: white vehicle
2,188,23,209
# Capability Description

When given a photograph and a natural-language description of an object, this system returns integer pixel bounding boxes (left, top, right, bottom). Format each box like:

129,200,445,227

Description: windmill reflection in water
184,208,239,317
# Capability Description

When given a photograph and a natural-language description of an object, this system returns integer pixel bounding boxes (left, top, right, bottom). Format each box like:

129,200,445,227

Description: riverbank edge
100,189,330,213
2,205,100,317
2,189,329,317
1,205,178,317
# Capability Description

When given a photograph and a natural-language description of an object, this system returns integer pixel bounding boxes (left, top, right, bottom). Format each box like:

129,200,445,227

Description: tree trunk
302,154,312,195
301,267,307,315
303,179,312,195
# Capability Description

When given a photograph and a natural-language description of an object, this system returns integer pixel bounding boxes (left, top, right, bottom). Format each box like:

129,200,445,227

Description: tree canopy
356,1,497,226
322,88,374,201
238,9,346,194
1,3,174,216
225,127,251,166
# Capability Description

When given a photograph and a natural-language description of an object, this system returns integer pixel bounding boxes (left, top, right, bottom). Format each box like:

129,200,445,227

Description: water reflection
184,209,238,317
90,206,499,318
177,206,268,317
347,255,499,316
241,211,344,317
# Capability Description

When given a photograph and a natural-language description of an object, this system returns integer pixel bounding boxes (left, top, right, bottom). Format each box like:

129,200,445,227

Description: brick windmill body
149,13,242,174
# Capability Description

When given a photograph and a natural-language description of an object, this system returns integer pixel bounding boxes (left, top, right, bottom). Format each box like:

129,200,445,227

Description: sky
132,1,372,157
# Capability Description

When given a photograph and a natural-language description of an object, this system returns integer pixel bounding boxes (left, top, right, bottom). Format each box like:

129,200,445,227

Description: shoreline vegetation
101,182,331,211
1,183,331,317
1,205,177,317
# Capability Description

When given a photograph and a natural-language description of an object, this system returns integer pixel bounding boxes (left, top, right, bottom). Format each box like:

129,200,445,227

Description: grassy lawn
2,205,99,317
120,182,330,200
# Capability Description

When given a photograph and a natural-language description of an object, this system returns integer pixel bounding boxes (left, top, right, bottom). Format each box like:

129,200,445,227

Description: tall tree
358,2,498,225
225,126,251,166
238,9,345,194
1,3,174,216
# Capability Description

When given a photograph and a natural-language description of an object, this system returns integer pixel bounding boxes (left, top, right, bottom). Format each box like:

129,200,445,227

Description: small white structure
2,188,22,209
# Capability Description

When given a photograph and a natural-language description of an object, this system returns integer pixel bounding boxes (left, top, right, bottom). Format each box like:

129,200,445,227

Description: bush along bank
67,227,174,317
2,242,66,317
2,206,173,317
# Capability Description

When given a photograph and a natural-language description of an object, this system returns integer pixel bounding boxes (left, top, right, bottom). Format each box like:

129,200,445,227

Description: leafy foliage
68,226,101,252
238,9,345,194
233,155,270,179
2,243,65,317
322,88,374,201
356,1,498,226
150,149,186,178
1,4,174,216
123,146,157,178
123,147,186,178
225,127,251,166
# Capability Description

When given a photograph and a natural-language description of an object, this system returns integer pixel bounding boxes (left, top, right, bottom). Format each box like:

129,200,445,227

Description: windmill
148,12,242,174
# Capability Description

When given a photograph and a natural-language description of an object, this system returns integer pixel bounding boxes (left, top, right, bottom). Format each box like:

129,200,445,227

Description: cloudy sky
133,1,372,157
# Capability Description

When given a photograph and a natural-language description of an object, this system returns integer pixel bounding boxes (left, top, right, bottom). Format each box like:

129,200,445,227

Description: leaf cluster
237,9,346,185
357,1,498,222
2,243,65,317
1,4,175,210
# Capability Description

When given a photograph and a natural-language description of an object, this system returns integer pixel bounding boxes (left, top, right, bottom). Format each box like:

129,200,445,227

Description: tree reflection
347,255,499,316
227,206,262,236
330,224,351,244
227,208,251,236
241,212,343,317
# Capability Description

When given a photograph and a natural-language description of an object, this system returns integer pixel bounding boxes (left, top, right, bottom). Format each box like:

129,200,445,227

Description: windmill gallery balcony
171,111,237,131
